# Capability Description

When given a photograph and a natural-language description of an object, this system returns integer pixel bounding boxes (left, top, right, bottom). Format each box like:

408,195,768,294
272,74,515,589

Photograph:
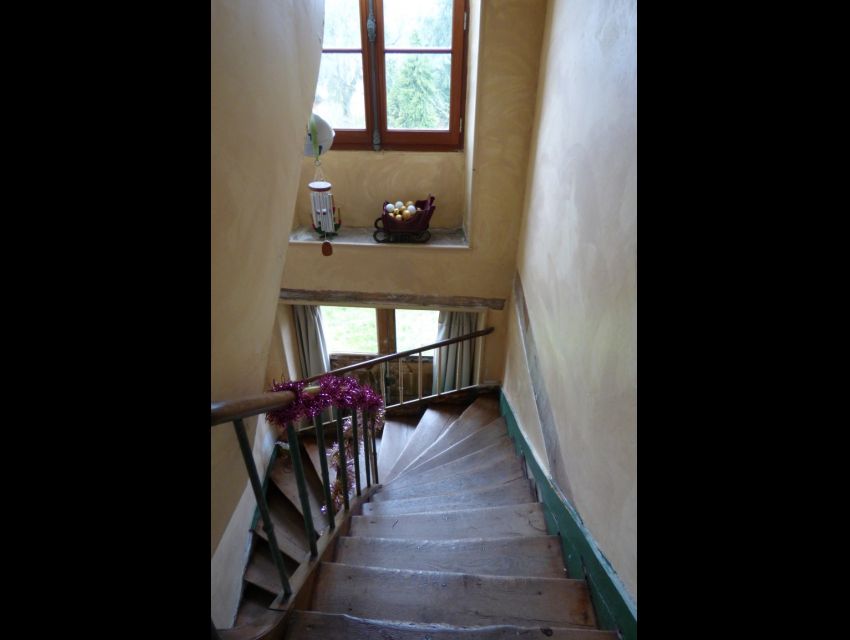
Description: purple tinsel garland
266,375,386,514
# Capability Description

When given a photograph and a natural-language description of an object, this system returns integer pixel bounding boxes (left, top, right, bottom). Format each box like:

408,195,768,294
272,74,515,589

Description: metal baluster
334,407,350,511
370,412,379,484
286,422,318,557
351,409,362,496
398,357,404,405
232,419,292,597
363,409,372,487
437,346,443,396
456,342,463,390
418,351,423,400
313,416,336,529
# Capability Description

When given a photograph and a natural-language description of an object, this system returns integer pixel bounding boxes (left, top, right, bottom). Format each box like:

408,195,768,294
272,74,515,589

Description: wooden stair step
397,418,509,478
218,610,284,640
383,406,464,482
363,477,535,516
349,503,549,539
383,438,519,491
244,537,300,595
302,434,338,486
233,583,275,628
269,450,328,535
372,449,526,502
334,535,567,578
285,611,617,640
253,484,311,563
310,563,596,628
390,396,500,478
376,415,419,481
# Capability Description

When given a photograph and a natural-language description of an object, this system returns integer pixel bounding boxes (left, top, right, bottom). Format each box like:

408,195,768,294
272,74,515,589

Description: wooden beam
279,288,505,311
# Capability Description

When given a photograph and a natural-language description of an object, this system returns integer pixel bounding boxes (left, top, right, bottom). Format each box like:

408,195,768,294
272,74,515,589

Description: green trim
500,391,637,640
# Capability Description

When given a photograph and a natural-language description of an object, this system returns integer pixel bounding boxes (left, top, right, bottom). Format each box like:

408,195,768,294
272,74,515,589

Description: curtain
292,305,330,379
432,311,478,394
292,305,331,425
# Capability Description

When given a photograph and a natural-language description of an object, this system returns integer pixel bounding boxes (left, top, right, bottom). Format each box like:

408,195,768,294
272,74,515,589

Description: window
320,306,379,354
313,0,468,151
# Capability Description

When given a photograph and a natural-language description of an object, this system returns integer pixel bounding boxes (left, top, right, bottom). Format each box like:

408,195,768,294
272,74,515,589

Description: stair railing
211,391,298,605
210,326,493,631
305,326,494,406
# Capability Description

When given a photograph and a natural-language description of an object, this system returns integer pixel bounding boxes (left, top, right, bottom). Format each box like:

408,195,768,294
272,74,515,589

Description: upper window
313,0,468,151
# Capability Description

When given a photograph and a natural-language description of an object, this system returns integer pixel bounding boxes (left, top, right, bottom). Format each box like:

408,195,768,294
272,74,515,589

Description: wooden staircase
225,393,616,639
293,394,615,638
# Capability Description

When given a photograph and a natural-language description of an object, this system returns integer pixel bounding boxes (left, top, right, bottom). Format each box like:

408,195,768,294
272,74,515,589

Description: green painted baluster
363,409,372,488
313,416,336,529
370,412,379,484
233,419,292,597
286,421,318,557
334,407,350,511
351,409,362,496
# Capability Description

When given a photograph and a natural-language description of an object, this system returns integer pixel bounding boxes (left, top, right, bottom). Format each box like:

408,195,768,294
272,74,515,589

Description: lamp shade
304,113,335,157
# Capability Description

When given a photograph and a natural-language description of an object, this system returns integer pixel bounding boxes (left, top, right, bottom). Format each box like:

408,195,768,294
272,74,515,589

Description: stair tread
383,439,519,492
311,562,596,628
243,537,299,595
269,451,328,535
350,502,549,539
363,476,534,516
376,416,419,481
253,485,312,563
220,610,284,640
384,406,464,481
372,443,526,502
233,583,275,628
396,417,508,478
285,611,617,639
390,396,500,478
334,535,567,578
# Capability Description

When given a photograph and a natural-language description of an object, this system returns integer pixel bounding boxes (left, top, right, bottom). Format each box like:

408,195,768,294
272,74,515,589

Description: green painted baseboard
500,392,637,640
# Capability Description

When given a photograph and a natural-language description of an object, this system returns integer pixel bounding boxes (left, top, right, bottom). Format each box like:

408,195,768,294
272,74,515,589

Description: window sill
289,226,469,249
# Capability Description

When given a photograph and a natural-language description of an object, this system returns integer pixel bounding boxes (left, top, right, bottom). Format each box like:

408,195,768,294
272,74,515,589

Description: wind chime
306,114,338,256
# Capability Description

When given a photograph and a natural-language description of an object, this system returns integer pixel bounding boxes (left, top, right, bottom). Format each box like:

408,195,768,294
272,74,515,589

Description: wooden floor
221,394,618,640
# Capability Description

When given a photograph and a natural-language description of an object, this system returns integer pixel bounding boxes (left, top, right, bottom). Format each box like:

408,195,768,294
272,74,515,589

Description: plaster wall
281,0,547,386
503,0,637,602
294,151,465,229
211,0,324,625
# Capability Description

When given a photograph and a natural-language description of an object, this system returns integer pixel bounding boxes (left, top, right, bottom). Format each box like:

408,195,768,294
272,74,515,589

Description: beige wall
294,151,466,229
281,0,547,386
503,0,637,603
211,0,324,626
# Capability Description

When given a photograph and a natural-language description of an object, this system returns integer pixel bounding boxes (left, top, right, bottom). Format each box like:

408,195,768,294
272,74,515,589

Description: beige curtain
432,311,477,394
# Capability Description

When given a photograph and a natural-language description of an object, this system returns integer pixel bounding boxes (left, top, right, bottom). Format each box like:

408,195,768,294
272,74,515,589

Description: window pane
320,306,378,354
323,0,363,49
385,53,451,130
383,0,453,49
313,53,367,130
396,309,440,357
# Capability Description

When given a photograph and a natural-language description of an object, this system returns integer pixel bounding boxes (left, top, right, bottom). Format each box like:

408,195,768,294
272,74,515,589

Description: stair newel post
334,407,350,511
351,408,362,497
232,418,292,598
286,421,318,557
362,408,372,488
313,416,336,529
370,412,379,484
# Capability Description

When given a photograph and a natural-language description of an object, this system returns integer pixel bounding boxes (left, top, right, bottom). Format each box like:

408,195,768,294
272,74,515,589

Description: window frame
322,0,468,152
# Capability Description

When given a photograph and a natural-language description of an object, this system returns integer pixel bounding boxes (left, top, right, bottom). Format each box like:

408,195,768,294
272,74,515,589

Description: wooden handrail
304,326,494,382
210,390,297,427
